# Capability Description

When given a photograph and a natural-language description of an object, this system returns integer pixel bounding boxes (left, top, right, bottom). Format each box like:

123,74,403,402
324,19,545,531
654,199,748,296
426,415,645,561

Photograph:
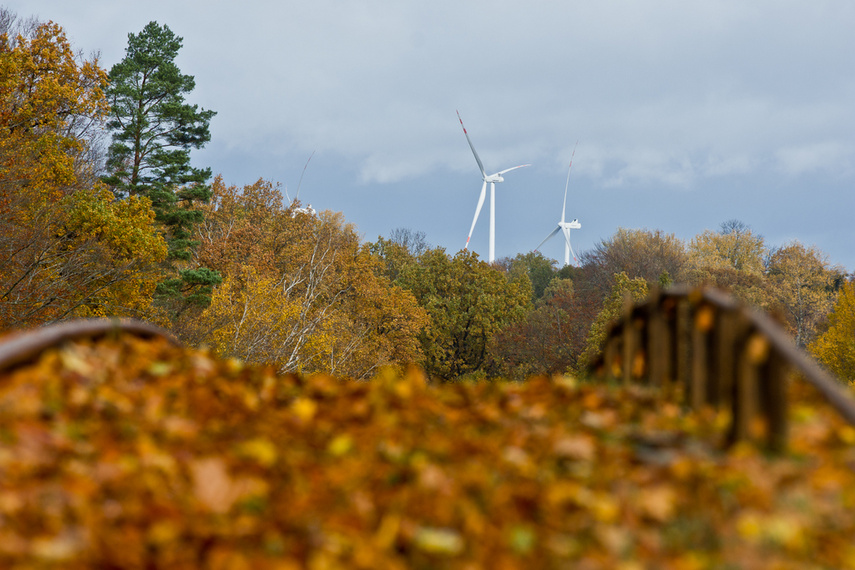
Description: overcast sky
9,1,855,271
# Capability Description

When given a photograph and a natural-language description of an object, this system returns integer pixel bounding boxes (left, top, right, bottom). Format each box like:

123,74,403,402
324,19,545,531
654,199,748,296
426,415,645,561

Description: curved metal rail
0,318,180,373
589,286,855,450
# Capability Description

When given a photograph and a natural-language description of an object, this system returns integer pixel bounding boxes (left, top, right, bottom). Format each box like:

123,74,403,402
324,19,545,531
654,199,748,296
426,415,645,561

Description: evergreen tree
103,21,220,314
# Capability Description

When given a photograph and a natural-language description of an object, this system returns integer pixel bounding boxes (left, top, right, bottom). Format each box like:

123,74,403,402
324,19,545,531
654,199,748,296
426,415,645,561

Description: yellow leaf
413,527,464,555
237,438,278,467
290,397,317,422
326,434,354,457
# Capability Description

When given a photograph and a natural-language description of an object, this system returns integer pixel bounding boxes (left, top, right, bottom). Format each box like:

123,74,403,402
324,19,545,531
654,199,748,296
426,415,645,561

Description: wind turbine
457,110,530,263
285,151,316,216
535,144,581,267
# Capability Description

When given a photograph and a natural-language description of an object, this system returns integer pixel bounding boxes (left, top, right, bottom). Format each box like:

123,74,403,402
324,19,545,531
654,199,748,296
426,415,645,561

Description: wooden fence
0,318,179,373
589,286,855,451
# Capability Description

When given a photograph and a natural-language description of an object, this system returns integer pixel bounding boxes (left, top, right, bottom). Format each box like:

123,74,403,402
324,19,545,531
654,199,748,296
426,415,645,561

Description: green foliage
503,251,558,301
104,21,215,200
155,267,222,312
578,271,649,371
368,235,419,284
397,249,532,379
103,20,219,314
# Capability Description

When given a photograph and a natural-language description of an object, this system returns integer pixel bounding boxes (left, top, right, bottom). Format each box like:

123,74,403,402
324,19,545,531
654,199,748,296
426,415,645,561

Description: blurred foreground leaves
1,334,854,568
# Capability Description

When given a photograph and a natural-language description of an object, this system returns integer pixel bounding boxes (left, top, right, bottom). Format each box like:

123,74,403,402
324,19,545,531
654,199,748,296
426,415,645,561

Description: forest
5,10,855,568
2,10,853,385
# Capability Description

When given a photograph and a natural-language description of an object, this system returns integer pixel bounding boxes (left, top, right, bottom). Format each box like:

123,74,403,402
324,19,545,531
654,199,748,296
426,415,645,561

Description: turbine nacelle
561,219,581,230
484,173,504,183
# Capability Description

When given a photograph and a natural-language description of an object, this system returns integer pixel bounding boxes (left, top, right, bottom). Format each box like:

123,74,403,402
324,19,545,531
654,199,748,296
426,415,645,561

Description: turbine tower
535,145,581,267
457,111,529,263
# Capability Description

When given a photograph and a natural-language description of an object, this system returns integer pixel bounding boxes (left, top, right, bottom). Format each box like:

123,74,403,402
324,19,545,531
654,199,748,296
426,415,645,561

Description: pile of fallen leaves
1,333,854,569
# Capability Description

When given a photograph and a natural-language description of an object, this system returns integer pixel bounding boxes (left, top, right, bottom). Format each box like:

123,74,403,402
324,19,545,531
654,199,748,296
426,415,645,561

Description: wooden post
675,295,691,404
588,285,855,453
647,290,667,387
690,303,714,410
712,310,738,410
761,350,789,452
729,318,761,445
660,295,677,387
622,295,635,386
603,333,618,382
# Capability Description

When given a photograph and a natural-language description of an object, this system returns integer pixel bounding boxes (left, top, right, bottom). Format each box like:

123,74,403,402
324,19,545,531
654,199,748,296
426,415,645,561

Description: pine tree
103,21,220,314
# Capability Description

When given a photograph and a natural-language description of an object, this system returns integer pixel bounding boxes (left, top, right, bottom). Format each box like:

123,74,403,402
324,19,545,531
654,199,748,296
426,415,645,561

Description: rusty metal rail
0,318,179,374
589,286,855,450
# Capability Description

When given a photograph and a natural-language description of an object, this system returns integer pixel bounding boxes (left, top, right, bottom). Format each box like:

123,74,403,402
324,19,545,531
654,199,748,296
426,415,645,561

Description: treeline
2,10,853,383
371,224,853,383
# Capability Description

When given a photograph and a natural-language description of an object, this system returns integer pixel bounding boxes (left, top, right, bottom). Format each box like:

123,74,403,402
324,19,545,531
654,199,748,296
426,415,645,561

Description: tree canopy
103,21,219,316
810,280,855,384
187,178,428,378
395,248,532,380
0,14,166,330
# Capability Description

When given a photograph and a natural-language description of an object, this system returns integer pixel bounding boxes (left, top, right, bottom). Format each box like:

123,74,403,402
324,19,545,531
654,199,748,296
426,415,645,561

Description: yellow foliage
809,281,855,383
193,180,428,378
0,19,165,330
0,20,108,205
685,227,767,305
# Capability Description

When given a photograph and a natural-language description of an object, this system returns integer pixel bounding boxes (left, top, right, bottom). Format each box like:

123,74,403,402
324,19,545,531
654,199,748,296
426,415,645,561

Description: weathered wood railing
589,286,855,450
0,318,179,373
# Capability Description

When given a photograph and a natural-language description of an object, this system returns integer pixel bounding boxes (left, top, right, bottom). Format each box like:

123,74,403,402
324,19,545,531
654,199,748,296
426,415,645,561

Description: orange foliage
191,178,427,377
0,20,108,205
0,20,166,330
1,333,854,568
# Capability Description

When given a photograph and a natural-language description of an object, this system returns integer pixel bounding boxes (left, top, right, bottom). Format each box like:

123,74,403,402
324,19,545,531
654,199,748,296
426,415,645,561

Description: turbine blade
294,150,315,201
563,228,578,264
535,225,561,252
496,164,531,176
465,180,487,249
457,110,487,179
561,141,577,224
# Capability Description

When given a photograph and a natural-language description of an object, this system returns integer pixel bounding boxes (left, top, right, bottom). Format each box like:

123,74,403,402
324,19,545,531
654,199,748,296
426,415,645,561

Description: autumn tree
389,227,430,256
578,271,649,372
103,21,219,314
396,249,532,380
809,280,855,384
0,14,167,330
582,228,687,298
491,278,586,378
684,221,767,305
497,251,559,302
369,232,425,285
1,13,107,203
765,241,843,347
189,178,427,378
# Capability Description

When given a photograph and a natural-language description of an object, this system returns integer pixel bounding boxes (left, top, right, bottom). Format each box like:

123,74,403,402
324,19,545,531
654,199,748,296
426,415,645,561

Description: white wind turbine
285,151,316,216
457,111,530,263
535,144,581,267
